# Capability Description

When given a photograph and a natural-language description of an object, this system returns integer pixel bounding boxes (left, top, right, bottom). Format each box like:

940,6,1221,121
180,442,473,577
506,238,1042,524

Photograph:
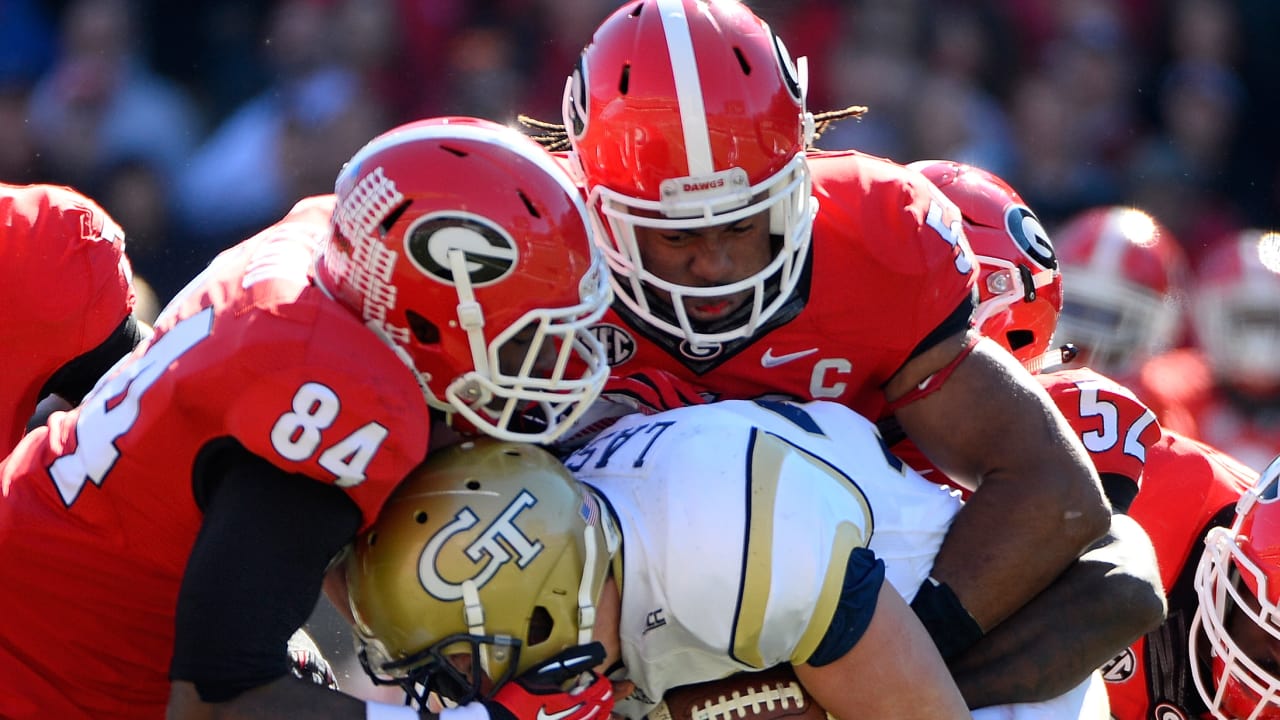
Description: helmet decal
1005,205,1056,271
565,58,589,140
418,490,543,601
771,32,804,104
404,212,519,287
1259,456,1280,503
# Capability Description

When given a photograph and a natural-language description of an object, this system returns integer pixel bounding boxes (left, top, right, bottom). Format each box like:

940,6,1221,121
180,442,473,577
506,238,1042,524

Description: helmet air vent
517,191,541,218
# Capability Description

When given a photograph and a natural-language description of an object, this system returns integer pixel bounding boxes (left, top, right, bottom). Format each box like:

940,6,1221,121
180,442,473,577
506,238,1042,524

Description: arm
946,513,1166,708
167,444,619,720
27,314,150,431
167,441,366,718
795,583,969,719
888,332,1111,634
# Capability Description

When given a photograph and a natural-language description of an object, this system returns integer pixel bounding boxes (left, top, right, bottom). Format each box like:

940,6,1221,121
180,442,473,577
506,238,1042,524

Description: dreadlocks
517,105,869,152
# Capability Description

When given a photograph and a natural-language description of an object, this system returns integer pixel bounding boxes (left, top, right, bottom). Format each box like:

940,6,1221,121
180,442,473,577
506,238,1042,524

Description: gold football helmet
346,438,618,704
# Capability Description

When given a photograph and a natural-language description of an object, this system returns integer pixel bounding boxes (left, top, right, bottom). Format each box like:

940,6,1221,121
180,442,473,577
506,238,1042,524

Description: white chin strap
450,248,495,407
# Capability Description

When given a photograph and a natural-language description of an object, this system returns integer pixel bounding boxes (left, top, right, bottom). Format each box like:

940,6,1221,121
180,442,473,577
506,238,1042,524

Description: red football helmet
1052,206,1189,376
1191,230,1280,395
562,0,816,346
316,117,612,443
909,160,1062,370
1192,453,1280,720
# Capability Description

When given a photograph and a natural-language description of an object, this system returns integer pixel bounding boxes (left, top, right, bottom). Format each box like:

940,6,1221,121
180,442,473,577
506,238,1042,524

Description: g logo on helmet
770,31,804,105
565,57,590,140
404,212,519,286
419,491,543,601
1005,205,1057,271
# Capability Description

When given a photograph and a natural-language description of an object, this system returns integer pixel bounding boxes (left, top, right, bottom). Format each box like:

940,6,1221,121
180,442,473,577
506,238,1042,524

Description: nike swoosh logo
761,347,819,368
538,704,585,720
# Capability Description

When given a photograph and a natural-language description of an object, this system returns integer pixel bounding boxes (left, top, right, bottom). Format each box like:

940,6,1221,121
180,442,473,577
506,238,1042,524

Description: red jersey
589,150,978,421
1102,431,1255,720
1130,347,1212,440
0,196,431,719
1035,367,1161,498
892,365,1160,500
0,183,136,456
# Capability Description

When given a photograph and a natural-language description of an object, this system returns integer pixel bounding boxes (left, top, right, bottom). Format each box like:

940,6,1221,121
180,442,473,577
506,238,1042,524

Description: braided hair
516,105,869,152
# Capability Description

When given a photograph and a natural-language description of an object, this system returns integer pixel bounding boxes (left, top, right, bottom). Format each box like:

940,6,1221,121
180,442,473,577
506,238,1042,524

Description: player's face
496,324,555,378
423,652,497,709
1226,587,1280,682
632,210,773,323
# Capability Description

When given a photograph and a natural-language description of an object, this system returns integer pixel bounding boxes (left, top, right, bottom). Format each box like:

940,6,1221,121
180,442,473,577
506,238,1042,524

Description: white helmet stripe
344,120,586,218
1087,211,1127,277
657,0,715,177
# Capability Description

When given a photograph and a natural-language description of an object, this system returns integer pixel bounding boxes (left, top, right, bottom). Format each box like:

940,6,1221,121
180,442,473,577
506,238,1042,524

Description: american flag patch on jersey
580,493,600,527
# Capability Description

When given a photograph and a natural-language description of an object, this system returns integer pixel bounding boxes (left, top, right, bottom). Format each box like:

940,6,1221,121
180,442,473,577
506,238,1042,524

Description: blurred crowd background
2,0,1277,308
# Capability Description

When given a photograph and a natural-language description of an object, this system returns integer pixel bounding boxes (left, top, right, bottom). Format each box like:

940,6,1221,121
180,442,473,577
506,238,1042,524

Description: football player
1142,229,1280,471
1051,205,1190,382
908,160,1263,718
344,402,1107,720
0,118,614,719
1191,454,1280,720
0,182,147,456
1048,204,1200,438
526,0,1154,699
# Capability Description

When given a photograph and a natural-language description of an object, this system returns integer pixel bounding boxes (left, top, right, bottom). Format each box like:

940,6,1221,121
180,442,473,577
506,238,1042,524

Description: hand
287,628,339,690
482,644,613,720
604,370,708,414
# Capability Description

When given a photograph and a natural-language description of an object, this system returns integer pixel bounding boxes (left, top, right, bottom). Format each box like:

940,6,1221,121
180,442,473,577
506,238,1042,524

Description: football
648,666,830,720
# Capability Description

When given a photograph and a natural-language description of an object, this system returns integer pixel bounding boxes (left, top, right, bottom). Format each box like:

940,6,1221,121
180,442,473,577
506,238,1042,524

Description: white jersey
565,399,1109,720
563,399,961,716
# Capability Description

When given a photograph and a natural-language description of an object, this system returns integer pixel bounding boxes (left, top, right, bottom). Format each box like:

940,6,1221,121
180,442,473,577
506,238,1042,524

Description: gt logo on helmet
405,212,519,286
418,490,543,601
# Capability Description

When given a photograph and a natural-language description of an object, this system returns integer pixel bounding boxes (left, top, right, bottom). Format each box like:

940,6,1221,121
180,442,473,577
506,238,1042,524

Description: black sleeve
39,313,147,404
169,440,363,702
905,296,976,363
805,547,886,666
1139,503,1238,715
1100,472,1139,515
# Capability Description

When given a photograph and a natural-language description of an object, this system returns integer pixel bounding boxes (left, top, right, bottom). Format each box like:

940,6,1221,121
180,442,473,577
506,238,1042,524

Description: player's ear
321,551,355,625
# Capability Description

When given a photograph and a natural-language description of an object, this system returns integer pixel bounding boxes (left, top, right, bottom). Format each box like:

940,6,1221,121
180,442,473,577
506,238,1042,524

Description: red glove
481,644,613,720
604,369,709,414
556,370,710,450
